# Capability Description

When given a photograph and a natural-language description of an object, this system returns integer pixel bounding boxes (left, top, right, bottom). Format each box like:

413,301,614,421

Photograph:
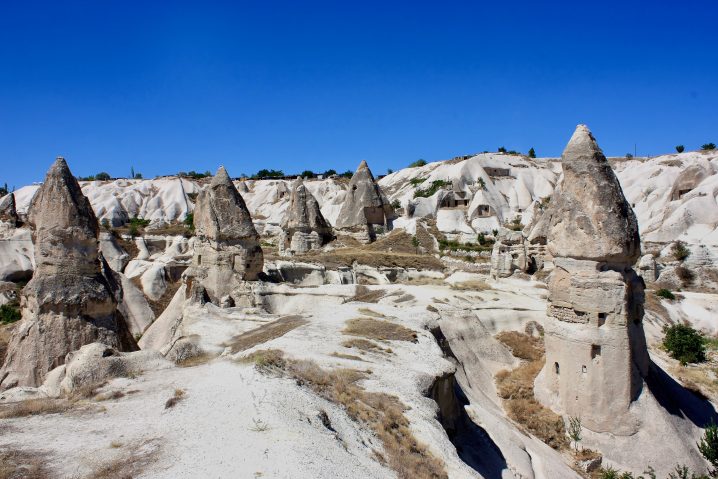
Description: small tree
701,143,716,151
95,172,111,181
0,183,8,196
672,241,690,261
477,178,486,190
387,168,393,174
528,147,536,158
568,416,582,451
477,233,486,245
391,199,401,210
409,159,427,168
498,146,507,153
411,235,420,254
663,324,706,365
131,166,135,179
698,421,718,477
300,170,315,178
626,153,634,159
676,145,685,153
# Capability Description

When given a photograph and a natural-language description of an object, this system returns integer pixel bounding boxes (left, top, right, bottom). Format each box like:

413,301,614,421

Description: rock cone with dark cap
335,160,395,242
184,166,263,303
0,158,137,390
533,126,649,434
279,178,333,255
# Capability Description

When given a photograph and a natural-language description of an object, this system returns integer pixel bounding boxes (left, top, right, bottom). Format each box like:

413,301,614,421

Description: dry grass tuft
86,438,161,479
330,352,365,361
0,398,74,419
449,280,492,291
343,318,417,343
496,331,544,361
357,307,386,318
176,352,217,368
164,388,186,409
224,315,308,354
342,338,393,354
245,352,446,479
345,285,387,304
0,446,51,479
238,349,287,374
494,332,568,450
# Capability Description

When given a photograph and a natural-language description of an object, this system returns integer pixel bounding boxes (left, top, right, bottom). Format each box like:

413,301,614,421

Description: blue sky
1,1,716,188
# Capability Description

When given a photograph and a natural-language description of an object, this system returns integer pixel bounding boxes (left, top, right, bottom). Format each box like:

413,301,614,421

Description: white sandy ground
1,272,716,477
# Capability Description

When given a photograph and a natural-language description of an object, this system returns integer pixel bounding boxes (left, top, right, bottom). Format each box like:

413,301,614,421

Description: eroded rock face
534,127,649,434
490,228,527,278
335,160,395,241
0,193,19,226
279,178,333,255
184,166,263,304
0,158,137,390
541,125,640,264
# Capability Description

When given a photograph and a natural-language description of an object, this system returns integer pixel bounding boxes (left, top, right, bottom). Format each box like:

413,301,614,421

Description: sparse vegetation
656,289,676,300
414,179,449,198
568,416,582,451
0,304,21,324
675,266,695,285
494,332,568,450
477,177,486,190
164,388,186,409
178,170,212,179
672,241,690,261
0,447,51,479
245,350,447,479
701,143,716,151
409,177,426,187
409,159,427,168
392,199,401,210
449,280,492,291
343,317,418,343
676,145,685,153
626,153,634,159
342,338,393,354
252,169,285,179
663,324,706,365
0,182,8,196
498,146,507,153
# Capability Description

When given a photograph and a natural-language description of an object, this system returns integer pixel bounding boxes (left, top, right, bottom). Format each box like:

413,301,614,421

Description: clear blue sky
1,1,716,188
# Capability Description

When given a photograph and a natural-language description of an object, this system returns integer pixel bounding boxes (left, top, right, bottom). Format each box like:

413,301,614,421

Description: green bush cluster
414,180,449,198
672,241,690,261
0,304,21,324
655,289,676,300
178,170,212,179
408,159,427,168
663,324,706,365
438,238,493,253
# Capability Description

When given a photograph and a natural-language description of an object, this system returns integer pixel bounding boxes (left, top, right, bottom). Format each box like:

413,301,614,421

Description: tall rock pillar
534,126,650,434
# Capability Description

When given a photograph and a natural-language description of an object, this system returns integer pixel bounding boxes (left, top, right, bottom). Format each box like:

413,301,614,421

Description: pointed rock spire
29,156,101,276
335,160,395,229
545,125,640,263
194,166,258,241
282,177,332,238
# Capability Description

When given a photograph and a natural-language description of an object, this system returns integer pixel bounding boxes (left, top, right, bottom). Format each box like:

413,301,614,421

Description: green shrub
0,304,21,324
676,145,685,153
409,177,426,187
128,224,140,237
299,170,315,178
322,169,337,177
498,146,507,153
663,324,706,365
698,421,718,476
626,153,634,159
408,159,427,168
675,266,695,284
95,172,111,181
701,143,716,151
672,241,690,261
655,289,676,300
0,183,8,196
528,147,536,158
391,199,401,210
414,180,449,198
129,217,150,228
252,169,284,179
339,170,353,178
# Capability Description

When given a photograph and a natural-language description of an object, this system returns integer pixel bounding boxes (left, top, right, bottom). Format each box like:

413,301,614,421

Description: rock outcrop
534,126,650,434
279,178,333,255
0,158,137,390
335,160,395,242
0,193,19,227
490,228,527,278
183,166,263,304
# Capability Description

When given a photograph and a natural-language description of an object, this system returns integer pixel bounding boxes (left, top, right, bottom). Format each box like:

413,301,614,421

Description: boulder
0,193,19,226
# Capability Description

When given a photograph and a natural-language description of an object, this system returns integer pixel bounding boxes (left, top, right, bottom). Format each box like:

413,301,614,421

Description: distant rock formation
335,160,395,242
0,158,137,390
279,178,333,255
0,192,19,227
183,166,263,304
533,126,650,434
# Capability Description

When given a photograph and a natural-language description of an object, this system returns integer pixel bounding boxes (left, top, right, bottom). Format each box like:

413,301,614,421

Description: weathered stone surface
0,158,137,390
490,228,527,278
184,167,263,304
0,193,19,226
540,125,640,263
279,178,333,255
534,128,649,435
335,160,395,230
636,254,657,283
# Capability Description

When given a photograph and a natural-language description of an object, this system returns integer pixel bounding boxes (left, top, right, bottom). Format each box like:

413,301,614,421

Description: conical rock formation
335,160,395,242
279,178,332,255
534,127,649,434
184,166,263,303
0,192,18,226
0,158,136,390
